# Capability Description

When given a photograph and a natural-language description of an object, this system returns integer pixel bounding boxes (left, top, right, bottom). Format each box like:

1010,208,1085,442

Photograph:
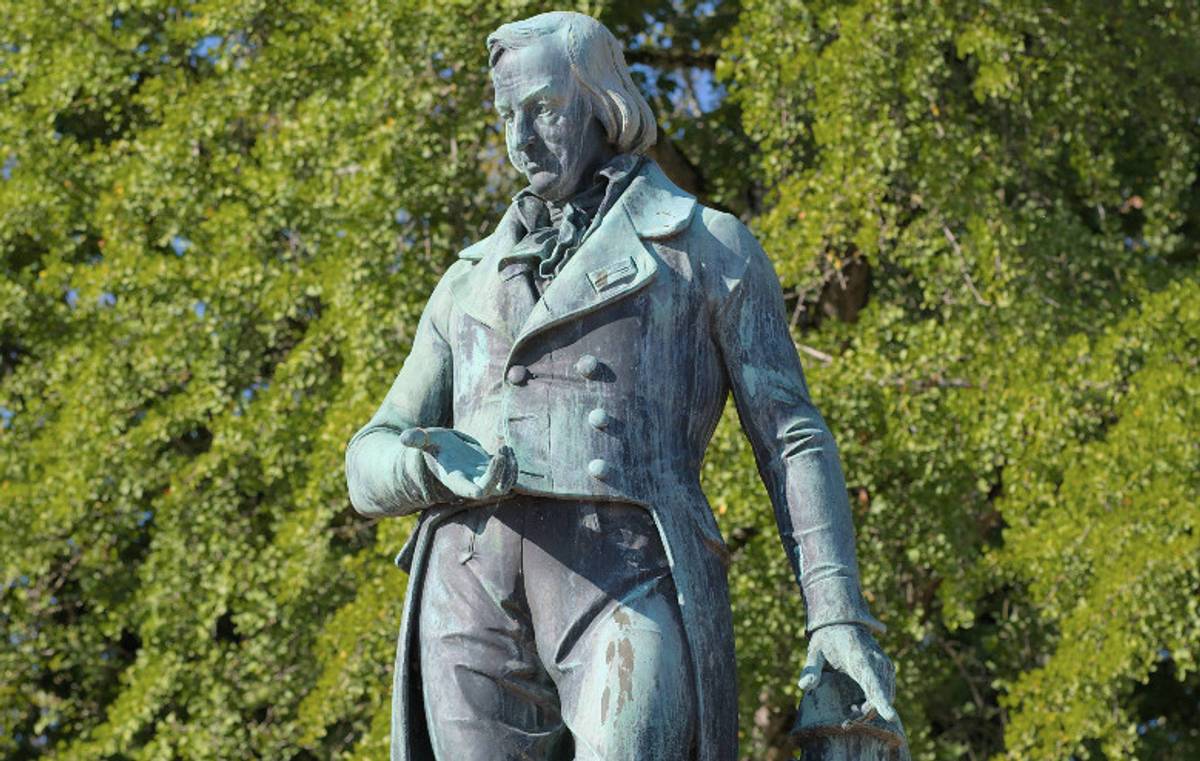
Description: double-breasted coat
344,159,881,761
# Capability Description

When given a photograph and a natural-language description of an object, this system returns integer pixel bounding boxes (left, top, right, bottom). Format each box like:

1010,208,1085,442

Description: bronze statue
345,11,901,761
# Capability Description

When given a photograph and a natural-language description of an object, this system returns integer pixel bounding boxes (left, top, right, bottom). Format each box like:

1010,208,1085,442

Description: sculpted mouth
520,154,552,172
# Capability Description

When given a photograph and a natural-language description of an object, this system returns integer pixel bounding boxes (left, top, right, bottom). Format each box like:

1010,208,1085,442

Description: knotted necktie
494,154,643,335
496,189,603,332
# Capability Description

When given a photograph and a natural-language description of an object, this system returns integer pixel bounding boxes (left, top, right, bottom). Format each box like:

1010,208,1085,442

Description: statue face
492,39,613,203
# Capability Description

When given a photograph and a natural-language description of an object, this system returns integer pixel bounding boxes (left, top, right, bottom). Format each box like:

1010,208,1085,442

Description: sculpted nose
512,113,537,149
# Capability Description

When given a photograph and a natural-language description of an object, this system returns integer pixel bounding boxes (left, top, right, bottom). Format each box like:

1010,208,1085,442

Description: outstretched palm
399,427,517,502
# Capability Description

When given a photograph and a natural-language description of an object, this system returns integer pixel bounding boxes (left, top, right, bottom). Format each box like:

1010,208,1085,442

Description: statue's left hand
798,623,897,723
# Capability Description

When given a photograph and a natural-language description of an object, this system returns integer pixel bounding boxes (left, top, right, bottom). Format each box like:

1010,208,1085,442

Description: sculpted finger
854,661,898,723
474,452,507,497
798,647,826,691
867,695,898,724
399,427,437,454
875,651,897,703
441,469,484,500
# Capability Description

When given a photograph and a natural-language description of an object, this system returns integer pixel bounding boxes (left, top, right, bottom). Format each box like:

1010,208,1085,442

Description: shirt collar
510,153,642,232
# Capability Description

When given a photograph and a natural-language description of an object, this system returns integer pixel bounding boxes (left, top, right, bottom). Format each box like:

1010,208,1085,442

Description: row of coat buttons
585,353,609,478
504,354,611,481
506,354,605,387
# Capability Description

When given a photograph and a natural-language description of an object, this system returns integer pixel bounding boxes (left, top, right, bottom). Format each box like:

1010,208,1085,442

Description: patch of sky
336,229,346,238
242,382,264,401
629,63,659,96
691,68,725,113
193,300,207,318
1,154,14,180
65,288,79,308
111,15,123,30
170,235,191,255
637,16,669,48
98,292,117,307
394,208,412,225
0,405,13,429
189,34,223,64
137,510,154,527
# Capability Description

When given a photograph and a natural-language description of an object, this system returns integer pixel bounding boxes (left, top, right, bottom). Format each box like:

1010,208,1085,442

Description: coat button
587,458,611,480
587,408,610,430
574,354,600,379
506,365,530,385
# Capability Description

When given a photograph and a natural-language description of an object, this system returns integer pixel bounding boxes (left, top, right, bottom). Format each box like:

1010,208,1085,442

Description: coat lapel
447,204,521,339
511,200,655,348
448,160,697,346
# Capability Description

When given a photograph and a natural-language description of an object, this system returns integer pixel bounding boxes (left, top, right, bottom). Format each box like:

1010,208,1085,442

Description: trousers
417,497,696,760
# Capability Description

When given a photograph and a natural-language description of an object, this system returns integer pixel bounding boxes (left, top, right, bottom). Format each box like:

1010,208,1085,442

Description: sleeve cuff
802,575,886,635
346,437,454,517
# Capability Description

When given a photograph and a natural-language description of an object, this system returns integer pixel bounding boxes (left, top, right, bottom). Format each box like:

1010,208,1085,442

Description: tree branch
625,48,719,69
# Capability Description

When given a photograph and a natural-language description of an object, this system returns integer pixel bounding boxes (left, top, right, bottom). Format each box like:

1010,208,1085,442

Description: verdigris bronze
345,11,902,761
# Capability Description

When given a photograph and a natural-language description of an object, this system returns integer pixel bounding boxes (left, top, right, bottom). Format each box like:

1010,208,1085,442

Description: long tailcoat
345,159,881,761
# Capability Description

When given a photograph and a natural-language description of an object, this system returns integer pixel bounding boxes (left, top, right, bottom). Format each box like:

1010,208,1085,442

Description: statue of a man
345,11,896,761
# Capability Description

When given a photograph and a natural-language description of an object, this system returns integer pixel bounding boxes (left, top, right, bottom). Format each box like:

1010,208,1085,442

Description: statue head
487,12,656,203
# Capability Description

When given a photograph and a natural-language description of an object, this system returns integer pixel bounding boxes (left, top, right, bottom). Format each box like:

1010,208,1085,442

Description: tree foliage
1,1,1196,759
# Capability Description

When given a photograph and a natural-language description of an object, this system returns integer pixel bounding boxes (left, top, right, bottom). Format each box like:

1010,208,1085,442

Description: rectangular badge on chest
587,256,638,294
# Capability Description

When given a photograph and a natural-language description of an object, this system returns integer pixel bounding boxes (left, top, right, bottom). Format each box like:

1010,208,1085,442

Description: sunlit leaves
2,1,1198,759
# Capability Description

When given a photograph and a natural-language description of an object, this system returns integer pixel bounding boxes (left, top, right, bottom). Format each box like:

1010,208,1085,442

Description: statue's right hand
399,427,517,502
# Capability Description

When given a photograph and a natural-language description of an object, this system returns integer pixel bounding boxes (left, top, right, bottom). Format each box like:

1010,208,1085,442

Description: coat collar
449,160,696,345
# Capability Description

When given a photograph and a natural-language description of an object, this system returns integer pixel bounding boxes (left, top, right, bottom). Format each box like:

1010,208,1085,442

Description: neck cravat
494,154,644,336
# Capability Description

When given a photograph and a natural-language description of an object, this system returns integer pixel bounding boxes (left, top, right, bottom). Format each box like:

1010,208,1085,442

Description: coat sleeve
344,265,461,518
708,212,883,634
